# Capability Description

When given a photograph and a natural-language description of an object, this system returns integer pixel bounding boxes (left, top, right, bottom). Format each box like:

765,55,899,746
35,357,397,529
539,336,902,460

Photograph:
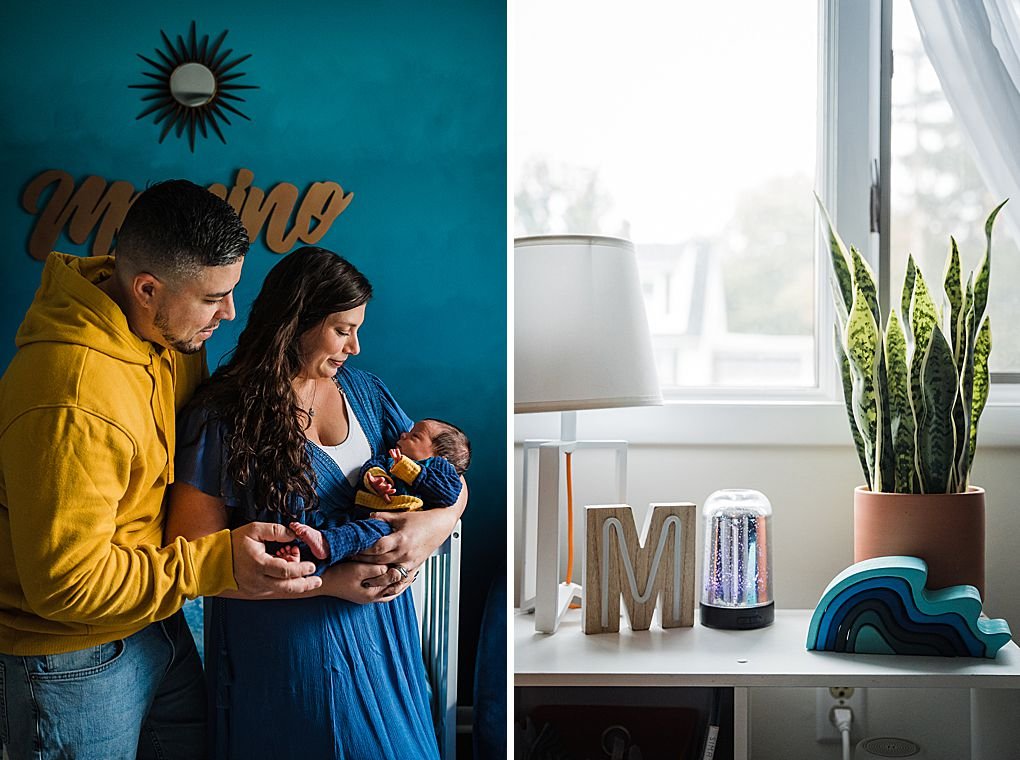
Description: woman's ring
391,564,409,579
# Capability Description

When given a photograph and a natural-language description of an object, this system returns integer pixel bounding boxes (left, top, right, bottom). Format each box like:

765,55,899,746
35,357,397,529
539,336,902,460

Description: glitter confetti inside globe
700,489,775,629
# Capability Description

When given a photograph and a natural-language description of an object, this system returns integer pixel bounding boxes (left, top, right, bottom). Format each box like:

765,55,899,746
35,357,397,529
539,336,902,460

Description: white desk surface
515,608,1020,689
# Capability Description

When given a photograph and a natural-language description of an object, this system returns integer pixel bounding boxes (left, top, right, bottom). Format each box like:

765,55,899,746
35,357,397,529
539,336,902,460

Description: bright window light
514,1,819,390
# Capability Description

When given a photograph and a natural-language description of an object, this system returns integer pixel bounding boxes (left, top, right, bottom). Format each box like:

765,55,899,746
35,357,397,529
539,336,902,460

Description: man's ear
130,272,162,310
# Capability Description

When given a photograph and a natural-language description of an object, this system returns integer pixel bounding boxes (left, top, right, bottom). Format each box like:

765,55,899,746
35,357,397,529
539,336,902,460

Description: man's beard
153,310,206,354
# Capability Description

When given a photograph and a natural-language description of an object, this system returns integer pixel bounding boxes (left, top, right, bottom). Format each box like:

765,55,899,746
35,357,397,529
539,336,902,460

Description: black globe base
700,602,775,630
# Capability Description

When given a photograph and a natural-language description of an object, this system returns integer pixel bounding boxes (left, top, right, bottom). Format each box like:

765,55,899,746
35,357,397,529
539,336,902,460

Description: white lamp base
519,422,627,634
537,582,582,634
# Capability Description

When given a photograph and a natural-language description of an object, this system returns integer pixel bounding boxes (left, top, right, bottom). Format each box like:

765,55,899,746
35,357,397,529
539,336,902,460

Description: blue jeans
0,610,206,760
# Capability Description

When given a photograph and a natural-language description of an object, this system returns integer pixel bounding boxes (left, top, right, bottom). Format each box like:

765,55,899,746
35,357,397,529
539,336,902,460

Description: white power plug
816,686,867,743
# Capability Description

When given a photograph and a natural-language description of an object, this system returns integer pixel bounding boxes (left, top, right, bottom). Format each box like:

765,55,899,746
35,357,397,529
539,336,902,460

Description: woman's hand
318,561,412,603
352,509,453,569
353,477,467,570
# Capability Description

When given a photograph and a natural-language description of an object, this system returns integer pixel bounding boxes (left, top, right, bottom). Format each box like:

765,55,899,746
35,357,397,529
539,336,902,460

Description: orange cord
565,451,582,608
564,451,574,584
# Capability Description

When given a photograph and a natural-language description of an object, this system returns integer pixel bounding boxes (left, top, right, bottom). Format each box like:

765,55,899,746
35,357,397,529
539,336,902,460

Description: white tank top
315,389,372,486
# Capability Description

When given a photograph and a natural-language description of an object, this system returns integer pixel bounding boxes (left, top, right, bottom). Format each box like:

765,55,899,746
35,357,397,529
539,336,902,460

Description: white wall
515,441,1020,624
514,433,1020,756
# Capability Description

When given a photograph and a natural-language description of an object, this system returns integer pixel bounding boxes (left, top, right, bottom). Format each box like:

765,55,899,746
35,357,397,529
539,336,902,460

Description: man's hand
231,522,322,597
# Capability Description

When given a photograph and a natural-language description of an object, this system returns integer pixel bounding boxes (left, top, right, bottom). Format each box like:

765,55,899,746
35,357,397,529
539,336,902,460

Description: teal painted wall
1,1,506,708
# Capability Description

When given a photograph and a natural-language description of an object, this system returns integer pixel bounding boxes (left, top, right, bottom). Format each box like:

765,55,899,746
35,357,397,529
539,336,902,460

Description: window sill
514,398,1020,448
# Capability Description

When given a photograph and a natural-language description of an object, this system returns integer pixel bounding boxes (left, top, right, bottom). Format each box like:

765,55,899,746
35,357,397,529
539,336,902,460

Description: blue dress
175,366,440,760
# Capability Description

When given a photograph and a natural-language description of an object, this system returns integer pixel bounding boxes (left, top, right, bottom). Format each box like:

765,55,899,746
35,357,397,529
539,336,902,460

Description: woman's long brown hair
197,246,372,516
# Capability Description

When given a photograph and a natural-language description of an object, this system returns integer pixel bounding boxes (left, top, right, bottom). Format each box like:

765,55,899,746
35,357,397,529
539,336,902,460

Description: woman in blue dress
166,247,465,759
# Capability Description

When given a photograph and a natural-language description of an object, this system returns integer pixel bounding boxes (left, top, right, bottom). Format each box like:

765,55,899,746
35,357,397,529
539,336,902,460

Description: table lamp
515,234,662,633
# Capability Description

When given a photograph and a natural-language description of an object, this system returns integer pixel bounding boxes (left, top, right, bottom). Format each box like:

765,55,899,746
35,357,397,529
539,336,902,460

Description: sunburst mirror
130,21,258,152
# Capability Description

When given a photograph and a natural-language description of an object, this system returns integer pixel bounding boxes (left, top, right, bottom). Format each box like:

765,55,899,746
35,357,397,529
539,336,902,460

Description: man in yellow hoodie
0,180,323,759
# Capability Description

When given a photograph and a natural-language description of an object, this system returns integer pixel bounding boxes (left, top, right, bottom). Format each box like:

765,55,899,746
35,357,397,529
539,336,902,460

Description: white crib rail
411,519,462,760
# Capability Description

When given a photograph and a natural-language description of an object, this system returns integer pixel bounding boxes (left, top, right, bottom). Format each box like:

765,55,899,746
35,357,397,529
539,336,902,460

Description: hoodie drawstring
148,353,176,482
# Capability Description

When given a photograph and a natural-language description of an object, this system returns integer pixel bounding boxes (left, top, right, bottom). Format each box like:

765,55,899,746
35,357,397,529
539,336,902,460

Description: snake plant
816,197,1007,494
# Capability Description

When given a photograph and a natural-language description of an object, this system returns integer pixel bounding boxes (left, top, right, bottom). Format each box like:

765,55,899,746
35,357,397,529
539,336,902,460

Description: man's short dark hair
115,179,249,283
425,418,471,475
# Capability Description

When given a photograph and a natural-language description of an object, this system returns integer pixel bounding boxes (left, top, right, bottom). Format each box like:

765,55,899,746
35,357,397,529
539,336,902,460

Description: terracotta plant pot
853,486,986,599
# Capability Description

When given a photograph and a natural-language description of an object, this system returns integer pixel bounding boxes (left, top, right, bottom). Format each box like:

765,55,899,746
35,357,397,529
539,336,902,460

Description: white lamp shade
515,234,663,413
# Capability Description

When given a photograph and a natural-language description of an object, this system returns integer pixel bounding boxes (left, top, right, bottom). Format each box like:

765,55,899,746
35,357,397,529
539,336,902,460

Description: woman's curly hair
196,246,372,517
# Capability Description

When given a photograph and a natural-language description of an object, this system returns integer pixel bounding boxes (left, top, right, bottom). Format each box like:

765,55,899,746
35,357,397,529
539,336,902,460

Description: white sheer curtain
910,0,1020,245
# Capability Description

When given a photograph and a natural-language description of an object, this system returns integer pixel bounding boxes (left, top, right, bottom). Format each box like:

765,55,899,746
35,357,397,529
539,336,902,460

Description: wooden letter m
582,503,695,634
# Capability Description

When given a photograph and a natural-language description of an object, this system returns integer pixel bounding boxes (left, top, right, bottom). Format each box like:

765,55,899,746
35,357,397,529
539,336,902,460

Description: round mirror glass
169,63,216,107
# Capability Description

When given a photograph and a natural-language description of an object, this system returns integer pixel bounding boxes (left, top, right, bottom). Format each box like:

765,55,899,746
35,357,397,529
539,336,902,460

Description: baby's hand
388,447,401,461
366,473,395,503
275,544,301,563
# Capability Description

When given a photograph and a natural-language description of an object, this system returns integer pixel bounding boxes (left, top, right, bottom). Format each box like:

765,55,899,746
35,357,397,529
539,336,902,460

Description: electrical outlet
816,686,867,743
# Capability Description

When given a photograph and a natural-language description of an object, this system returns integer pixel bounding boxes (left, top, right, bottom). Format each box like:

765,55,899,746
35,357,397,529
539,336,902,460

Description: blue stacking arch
806,556,1011,658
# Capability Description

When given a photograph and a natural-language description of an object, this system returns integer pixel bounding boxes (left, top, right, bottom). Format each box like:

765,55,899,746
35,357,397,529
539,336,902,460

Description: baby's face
396,421,438,461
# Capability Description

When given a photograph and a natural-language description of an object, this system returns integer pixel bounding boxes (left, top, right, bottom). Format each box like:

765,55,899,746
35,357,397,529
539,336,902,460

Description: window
514,1,828,393
513,1,1018,446
890,2,1020,379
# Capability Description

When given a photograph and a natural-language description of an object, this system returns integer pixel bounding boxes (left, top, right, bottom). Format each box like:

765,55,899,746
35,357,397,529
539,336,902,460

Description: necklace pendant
308,408,316,418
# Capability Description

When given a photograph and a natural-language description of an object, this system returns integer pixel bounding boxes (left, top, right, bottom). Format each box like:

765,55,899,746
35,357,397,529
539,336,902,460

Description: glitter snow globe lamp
700,489,774,629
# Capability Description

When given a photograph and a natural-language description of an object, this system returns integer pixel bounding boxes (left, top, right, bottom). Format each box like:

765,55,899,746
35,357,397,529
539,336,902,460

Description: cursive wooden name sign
20,168,354,261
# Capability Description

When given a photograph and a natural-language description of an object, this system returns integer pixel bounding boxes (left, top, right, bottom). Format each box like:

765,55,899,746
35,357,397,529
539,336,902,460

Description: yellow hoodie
0,253,237,655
